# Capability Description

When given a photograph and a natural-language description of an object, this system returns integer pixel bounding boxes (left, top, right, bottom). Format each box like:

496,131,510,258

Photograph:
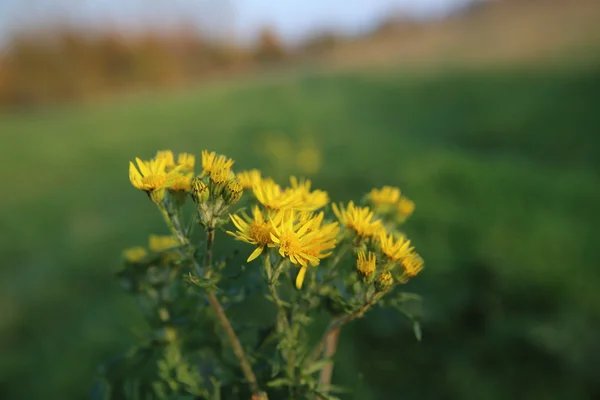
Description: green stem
308,292,382,369
159,201,263,397
264,255,290,333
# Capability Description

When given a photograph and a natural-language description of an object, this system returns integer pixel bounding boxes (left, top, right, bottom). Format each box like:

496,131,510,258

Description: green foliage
1,64,600,399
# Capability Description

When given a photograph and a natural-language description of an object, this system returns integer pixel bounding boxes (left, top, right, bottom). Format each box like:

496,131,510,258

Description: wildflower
397,196,415,219
236,169,262,190
129,155,181,203
253,179,303,211
356,251,376,279
368,186,401,206
170,172,193,192
227,206,273,262
375,271,393,292
379,232,414,263
332,201,383,238
149,235,180,253
223,179,243,205
270,210,337,289
156,150,175,169
123,247,147,263
201,150,234,181
191,177,210,204
177,153,195,171
289,176,329,211
401,252,424,278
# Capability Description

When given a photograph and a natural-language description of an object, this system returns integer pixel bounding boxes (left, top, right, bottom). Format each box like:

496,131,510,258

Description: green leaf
311,389,341,400
413,320,422,342
304,359,332,375
267,377,293,388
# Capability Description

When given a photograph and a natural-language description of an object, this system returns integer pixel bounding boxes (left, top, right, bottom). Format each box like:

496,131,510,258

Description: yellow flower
177,153,195,171
289,176,329,211
356,251,376,278
156,150,175,169
332,201,383,238
296,142,322,175
129,156,180,192
368,186,401,206
401,253,424,278
270,210,338,289
397,197,415,218
226,206,274,262
170,172,193,192
149,235,180,252
375,271,393,292
253,179,303,211
237,169,262,190
123,246,147,263
379,232,414,262
201,150,234,182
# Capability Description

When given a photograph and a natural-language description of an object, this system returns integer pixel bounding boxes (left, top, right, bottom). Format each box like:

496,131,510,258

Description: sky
0,0,479,43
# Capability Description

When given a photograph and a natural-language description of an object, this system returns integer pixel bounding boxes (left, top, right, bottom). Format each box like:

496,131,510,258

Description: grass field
1,63,600,399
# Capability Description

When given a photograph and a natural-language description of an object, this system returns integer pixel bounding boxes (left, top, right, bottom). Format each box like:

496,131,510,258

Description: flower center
249,221,272,247
278,231,302,257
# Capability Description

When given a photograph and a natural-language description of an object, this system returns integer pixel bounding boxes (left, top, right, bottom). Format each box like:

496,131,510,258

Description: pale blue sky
0,0,478,43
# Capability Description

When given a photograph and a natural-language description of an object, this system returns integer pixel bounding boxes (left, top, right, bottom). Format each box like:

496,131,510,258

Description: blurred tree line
0,26,305,110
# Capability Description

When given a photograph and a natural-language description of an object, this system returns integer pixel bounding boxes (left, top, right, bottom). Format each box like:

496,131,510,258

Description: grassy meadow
1,63,600,399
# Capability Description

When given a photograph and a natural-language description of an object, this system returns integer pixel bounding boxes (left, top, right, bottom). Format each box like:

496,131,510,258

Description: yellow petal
295,266,307,290
129,161,143,188
247,247,264,262
135,157,150,176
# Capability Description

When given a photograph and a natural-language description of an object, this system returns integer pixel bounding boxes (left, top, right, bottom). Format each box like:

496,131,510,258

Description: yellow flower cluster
129,150,196,202
128,149,423,290
227,171,338,289
367,185,415,220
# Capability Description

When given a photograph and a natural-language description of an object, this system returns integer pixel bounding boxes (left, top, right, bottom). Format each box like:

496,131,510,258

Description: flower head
332,201,383,238
156,150,175,169
227,206,274,262
368,186,401,206
201,150,234,184
253,179,303,211
375,271,393,292
123,246,147,263
170,172,193,192
356,251,376,278
397,196,415,219
270,210,338,289
129,156,180,193
401,252,424,278
379,232,414,262
289,176,329,211
149,235,180,253
177,153,195,171
237,169,262,190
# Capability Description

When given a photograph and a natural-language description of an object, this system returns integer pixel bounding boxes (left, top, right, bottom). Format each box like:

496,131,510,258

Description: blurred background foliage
1,0,600,398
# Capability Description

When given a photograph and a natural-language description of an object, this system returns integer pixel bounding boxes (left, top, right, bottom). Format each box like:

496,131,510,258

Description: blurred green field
1,63,600,399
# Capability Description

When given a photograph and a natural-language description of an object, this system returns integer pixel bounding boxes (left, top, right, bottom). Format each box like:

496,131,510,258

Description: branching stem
159,201,263,398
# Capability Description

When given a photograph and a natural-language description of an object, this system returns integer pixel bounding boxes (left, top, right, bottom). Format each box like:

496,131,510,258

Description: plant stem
265,256,290,333
309,293,381,369
318,326,340,387
159,202,263,397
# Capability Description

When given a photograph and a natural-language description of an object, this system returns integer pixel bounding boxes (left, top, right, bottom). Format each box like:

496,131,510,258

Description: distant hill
320,0,600,69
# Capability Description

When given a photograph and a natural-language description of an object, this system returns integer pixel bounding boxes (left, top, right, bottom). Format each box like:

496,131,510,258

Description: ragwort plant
95,149,424,400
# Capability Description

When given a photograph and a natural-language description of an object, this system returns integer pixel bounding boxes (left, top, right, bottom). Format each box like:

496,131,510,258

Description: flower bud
356,251,376,282
375,271,393,292
223,179,243,205
191,176,210,204
149,188,166,204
